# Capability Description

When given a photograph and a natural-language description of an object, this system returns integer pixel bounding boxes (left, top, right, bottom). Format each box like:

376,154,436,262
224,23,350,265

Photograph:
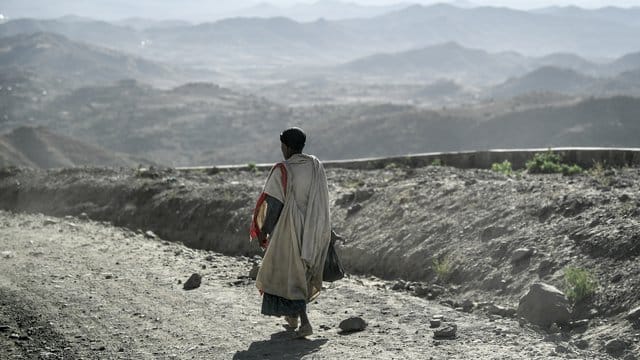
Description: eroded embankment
0,167,264,255
1,165,640,314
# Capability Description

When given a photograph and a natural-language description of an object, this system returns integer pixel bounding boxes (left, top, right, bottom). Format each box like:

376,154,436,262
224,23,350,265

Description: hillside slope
0,126,149,168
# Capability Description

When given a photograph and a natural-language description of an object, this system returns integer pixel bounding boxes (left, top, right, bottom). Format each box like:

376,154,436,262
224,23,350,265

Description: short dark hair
280,127,306,152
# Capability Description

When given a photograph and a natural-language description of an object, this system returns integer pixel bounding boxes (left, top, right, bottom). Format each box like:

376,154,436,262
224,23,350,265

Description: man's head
280,127,306,159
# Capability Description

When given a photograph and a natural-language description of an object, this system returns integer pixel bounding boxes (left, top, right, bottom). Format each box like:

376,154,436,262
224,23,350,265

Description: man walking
250,127,331,338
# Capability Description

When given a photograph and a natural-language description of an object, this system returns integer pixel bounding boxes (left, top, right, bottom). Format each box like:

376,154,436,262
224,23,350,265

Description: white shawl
256,154,331,301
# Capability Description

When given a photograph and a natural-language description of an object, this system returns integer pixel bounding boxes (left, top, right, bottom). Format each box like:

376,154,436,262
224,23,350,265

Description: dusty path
0,211,609,359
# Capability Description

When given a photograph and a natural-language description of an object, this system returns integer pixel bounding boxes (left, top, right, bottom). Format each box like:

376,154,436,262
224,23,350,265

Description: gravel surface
0,211,612,359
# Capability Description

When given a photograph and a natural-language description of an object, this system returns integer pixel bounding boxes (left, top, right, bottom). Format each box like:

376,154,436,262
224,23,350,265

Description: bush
526,150,583,176
432,256,453,283
491,160,513,175
431,158,443,167
564,266,598,303
247,162,257,172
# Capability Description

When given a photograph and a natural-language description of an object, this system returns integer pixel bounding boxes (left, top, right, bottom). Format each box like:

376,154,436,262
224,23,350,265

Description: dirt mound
1,164,639,357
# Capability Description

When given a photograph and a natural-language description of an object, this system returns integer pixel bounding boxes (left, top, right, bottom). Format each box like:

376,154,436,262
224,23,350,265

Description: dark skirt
261,292,306,316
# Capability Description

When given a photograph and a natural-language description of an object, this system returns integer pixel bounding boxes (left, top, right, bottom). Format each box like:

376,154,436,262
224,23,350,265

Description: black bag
323,233,345,282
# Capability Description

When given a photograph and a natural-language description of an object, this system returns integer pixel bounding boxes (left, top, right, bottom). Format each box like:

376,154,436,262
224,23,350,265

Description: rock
511,248,534,263
482,275,507,290
346,204,362,216
604,339,628,357
461,299,475,313
517,283,571,328
1,251,14,259
249,263,260,280
0,324,11,332
555,344,569,354
183,273,202,290
430,319,441,328
43,219,58,226
568,319,589,331
573,339,589,349
627,306,640,322
391,280,407,291
433,324,457,339
144,231,157,239
354,188,374,202
79,212,89,220
537,259,555,278
611,273,623,283
339,317,367,333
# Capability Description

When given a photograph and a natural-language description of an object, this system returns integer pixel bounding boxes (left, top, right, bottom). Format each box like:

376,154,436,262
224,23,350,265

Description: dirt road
0,210,610,359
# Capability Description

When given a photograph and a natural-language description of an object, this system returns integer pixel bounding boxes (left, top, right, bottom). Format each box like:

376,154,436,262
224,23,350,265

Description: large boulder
517,283,571,328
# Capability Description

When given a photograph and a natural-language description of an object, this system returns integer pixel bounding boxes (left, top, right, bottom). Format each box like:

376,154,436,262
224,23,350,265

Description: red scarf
249,163,288,248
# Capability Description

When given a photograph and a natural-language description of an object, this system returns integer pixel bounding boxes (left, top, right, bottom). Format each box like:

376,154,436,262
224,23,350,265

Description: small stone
183,273,202,290
1,251,14,259
391,281,407,291
604,339,628,357
346,204,362,216
537,259,555,278
461,299,475,313
79,212,89,220
339,317,367,333
573,339,589,349
0,325,11,332
430,319,441,328
104,273,113,280
205,255,215,262
433,324,457,339
201,265,206,270
511,248,534,263
43,219,58,226
611,273,623,283
144,231,157,239
555,344,569,354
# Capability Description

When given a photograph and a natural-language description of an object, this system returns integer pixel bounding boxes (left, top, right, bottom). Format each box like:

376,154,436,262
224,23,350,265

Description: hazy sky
2,0,639,22
273,0,640,8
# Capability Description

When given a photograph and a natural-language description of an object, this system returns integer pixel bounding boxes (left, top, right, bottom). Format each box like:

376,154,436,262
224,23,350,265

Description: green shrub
491,160,513,175
526,150,583,176
247,162,257,172
564,266,597,303
432,256,453,283
431,158,443,167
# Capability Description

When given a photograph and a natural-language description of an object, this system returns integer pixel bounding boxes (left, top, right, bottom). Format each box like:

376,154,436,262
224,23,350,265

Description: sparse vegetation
247,162,257,172
526,150,583,176
491,160,513,175
431,158,443,167
589,161,612,186
564,266,598,303
432,255,453,283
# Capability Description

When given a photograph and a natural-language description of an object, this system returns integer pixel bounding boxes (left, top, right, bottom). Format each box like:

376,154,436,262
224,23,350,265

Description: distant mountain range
0,126,148,168
4,74,640,166
2,4,640,69
0,32,212,87
337,42,640,93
